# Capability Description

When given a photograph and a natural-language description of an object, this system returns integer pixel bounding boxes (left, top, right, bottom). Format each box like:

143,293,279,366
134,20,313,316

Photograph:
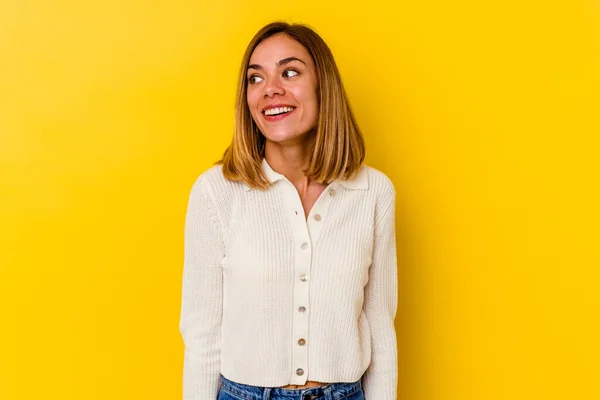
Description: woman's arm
179,176,224,400
361,178,399,400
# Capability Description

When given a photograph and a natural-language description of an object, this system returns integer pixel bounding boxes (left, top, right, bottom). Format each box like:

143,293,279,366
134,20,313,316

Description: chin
262,130,305,144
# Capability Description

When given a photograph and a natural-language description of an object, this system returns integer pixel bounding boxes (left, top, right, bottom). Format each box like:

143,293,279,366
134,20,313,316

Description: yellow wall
1,1,598,399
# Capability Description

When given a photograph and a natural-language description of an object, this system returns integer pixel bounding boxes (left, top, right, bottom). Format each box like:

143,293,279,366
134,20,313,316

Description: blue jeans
217,374,365,400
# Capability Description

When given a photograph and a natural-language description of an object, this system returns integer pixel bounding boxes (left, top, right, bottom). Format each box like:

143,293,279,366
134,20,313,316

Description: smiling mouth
268,109,291,116
262,107,297,121
262,107,296,116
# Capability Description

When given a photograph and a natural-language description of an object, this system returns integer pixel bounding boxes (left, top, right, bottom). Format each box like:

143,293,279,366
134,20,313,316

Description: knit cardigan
179,158,398,399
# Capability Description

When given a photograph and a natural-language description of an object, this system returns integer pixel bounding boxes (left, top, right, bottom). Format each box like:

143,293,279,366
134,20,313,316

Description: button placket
282,183,312,385
305,182,338,249
282,181,340,384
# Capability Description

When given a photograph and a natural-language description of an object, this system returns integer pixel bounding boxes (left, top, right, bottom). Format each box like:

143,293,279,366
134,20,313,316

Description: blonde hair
217,21,365,190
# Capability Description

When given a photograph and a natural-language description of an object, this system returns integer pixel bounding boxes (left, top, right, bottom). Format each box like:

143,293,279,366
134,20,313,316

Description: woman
179,21,398,400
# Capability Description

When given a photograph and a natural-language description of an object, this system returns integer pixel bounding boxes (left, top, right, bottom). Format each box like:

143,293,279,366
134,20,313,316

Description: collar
244,158,369,191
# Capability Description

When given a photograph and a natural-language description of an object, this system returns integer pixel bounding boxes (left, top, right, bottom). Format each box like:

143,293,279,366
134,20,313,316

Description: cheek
304,91,319,118
246,90,255,109
246,90,261,118
294,87,318,113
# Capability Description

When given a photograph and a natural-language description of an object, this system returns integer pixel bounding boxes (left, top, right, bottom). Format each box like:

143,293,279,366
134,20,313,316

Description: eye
247,75,263,84
283,68,299,78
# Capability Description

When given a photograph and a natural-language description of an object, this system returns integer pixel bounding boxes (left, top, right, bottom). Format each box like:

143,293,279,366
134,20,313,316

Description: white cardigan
179,158,398,399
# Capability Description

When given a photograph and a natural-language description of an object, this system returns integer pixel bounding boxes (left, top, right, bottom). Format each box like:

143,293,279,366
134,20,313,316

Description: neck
264,135,315,186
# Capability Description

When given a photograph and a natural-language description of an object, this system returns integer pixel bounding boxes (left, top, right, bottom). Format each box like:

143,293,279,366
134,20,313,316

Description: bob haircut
217,21,365,190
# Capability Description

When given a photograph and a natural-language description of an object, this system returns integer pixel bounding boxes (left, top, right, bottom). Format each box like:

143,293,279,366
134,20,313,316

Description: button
298,306,306,312
298,338,306,346
301,242,309,250
314,214,322,221
296,368,304,376
300,274,309,282
329,189,336,196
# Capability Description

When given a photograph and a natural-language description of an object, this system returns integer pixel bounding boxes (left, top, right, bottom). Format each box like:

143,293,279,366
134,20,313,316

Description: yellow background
1,1,599,399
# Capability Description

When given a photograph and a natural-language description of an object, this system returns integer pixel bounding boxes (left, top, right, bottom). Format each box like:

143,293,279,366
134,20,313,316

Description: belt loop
263,387,271,400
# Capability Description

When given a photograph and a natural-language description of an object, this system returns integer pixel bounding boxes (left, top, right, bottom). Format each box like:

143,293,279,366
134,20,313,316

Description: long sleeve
361,180,399,400
179,176,224,400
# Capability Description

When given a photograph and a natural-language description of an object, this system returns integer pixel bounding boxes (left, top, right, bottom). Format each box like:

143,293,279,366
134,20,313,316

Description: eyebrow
247,57,307,71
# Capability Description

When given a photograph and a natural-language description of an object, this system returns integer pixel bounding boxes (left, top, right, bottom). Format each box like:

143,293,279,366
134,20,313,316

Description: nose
264,76,285,98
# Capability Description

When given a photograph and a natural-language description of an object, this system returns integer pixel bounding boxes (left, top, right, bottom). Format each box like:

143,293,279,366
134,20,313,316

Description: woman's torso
197,161,391,388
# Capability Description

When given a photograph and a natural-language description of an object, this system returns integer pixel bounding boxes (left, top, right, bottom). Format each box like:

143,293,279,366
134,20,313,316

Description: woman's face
246,33,319,146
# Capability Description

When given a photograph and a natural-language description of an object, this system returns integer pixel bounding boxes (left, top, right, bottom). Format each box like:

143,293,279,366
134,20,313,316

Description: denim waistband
220,374,363,400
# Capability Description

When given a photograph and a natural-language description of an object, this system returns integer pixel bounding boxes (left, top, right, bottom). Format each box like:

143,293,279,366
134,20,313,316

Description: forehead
249,34,313,66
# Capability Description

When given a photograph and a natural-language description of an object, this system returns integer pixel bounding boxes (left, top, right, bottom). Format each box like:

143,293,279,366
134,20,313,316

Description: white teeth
264,106,295,116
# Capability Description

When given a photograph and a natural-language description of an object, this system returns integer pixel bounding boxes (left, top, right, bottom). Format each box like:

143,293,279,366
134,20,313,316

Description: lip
262,107,296,122
261,103,296,113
